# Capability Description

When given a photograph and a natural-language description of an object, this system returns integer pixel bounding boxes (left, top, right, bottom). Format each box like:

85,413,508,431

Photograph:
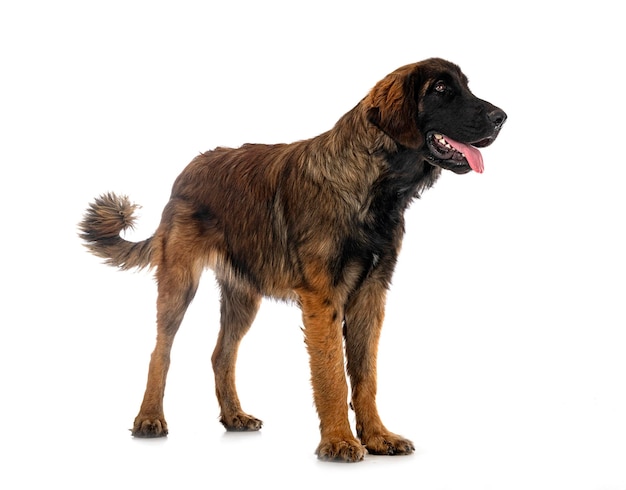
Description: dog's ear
365,66,423,149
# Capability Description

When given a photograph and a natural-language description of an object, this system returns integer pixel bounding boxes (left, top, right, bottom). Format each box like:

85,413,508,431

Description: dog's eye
434,81,447,93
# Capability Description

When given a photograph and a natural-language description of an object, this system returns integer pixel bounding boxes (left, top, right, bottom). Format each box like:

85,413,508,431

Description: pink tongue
446,137,484,173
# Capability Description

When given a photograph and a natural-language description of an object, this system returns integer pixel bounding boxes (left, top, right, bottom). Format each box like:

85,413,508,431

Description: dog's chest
338,154,438,280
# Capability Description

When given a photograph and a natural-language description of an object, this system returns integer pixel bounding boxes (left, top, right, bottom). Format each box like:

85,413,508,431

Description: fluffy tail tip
79,192,140,242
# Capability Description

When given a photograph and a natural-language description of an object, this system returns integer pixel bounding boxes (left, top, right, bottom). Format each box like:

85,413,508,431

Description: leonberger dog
79,58,506,462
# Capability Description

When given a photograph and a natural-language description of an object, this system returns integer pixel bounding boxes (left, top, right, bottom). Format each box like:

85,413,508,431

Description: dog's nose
489,108,507,128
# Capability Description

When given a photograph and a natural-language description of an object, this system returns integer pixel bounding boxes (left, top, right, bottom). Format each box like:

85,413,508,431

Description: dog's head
366,58,506,174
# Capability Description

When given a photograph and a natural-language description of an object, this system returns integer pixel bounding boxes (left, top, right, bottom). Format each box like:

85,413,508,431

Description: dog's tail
79,192,153,270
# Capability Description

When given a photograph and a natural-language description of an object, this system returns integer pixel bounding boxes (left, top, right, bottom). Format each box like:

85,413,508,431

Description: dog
79,58,506,462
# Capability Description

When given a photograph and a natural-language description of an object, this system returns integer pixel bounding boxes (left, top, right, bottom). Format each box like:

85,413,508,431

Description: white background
1,1,625,489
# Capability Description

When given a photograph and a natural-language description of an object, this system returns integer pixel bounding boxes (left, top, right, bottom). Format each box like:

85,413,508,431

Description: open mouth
426,131,487,174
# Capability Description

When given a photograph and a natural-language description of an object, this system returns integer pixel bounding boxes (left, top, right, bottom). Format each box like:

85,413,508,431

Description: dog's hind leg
211,281,263,431
344,276,415,456
132,252,202,437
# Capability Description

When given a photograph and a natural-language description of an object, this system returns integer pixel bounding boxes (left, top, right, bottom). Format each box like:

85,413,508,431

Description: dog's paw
316,438,366,462
131,417,168,438
362,432,415,456
221,412,263,431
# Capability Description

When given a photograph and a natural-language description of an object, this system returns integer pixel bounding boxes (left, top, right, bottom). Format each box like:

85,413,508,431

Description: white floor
4,278,626,490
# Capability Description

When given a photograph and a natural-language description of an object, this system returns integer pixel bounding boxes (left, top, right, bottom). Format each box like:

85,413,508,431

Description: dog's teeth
434,133,451,148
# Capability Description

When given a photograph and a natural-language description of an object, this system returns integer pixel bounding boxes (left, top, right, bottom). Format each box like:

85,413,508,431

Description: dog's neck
302,103,439,201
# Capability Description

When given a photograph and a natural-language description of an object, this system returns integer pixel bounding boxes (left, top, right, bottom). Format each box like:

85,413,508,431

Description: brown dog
79,58,506,462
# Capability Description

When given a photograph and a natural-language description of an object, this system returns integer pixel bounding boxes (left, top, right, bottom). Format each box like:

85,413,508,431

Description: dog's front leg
344,277,415,456
298,290,366,462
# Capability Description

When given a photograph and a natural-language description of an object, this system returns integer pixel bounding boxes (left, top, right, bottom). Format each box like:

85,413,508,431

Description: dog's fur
79,58,506,462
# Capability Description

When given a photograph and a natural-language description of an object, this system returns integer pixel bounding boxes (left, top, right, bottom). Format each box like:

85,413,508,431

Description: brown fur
79,58,506,462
